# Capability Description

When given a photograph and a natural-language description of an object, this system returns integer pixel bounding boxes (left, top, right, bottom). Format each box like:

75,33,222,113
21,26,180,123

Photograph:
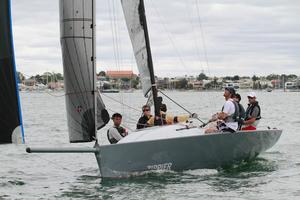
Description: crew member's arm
137,117,145,129
217,112,229,120
243,118,255,125
174,114,190,123
147,116,154,126
243,106,259,125
218,101,232,120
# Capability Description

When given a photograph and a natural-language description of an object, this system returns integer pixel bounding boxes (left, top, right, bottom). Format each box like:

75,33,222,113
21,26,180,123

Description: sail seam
62,18,92,22
61,36,92,39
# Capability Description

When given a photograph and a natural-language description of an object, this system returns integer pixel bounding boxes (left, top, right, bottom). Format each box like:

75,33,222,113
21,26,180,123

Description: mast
138,0,161,123
92,0,97,139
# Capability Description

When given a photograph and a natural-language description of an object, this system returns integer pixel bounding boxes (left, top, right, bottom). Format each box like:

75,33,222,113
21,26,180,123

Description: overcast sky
11,0,300,78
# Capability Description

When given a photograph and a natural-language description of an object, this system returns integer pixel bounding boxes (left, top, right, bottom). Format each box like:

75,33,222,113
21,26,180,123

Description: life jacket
245,102,261,121
222,100,240,123
137,115,152,129
107,126,126,144
237,103,245,130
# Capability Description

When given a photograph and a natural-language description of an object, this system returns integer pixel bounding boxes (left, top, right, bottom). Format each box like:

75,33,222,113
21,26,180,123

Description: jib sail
121,0,153,97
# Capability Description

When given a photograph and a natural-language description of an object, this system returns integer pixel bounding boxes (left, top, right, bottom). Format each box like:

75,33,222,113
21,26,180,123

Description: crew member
205,87,239,133
147,104,198,126
241,92,261,130
107,113,128,144
233,93,245,130
137,105,152,129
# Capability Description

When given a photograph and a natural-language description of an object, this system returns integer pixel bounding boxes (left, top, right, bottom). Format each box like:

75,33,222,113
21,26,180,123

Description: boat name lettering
147,162,172,170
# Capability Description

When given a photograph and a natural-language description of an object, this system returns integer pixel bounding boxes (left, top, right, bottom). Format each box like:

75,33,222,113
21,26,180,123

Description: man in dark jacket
136,105,152,129
233,93,245,130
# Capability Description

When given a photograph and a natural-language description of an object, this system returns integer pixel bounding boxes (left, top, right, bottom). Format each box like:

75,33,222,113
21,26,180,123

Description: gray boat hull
96,129,282,178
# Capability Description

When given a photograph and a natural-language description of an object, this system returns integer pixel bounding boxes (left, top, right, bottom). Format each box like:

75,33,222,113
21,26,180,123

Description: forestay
59,0,108,143
0,0,24,144
121,0,152,97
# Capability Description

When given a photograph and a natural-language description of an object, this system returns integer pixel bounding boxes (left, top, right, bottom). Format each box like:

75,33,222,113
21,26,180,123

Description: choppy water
1,90,299,199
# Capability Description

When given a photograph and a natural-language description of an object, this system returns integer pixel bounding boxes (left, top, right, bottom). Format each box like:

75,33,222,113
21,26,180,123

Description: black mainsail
59,0,109,143
0,0,25,144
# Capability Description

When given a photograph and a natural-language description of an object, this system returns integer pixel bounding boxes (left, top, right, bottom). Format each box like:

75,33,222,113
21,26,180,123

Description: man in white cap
241,92,261,130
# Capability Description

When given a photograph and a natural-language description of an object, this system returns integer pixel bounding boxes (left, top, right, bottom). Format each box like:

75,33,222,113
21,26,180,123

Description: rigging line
158,90,206,124
148,1,191,76
44,89,98,97
185,0,204,71
105,107,135,131
195,0,211,76
107,0,119,69
111,0,125,115
111,0,119,68
194,0,218,110
112,0,122,68
101,92,140,113
33,154,76,174
44,91,65,97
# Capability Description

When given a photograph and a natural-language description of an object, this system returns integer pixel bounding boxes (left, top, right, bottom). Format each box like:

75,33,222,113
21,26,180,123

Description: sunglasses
143,109,150,112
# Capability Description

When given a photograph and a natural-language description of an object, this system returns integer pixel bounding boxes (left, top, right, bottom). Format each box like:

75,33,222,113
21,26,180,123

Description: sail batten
0,0,24,144
59,0,108,143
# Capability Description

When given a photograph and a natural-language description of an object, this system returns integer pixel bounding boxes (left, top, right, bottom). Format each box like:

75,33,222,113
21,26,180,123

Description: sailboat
27,0,282,178
0,0,25,144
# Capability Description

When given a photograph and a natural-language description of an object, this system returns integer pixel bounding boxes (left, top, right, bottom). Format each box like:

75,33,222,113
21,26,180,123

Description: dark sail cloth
0,0,23,144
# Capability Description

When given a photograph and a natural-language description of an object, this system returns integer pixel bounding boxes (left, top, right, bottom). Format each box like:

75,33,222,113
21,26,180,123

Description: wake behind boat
26,0,282,179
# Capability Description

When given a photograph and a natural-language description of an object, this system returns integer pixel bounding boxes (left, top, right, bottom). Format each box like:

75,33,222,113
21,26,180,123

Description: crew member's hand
190,113,198,118
217,112,227,120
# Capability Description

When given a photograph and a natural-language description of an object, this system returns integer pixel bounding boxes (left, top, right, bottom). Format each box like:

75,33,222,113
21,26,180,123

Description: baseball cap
247,92,257,98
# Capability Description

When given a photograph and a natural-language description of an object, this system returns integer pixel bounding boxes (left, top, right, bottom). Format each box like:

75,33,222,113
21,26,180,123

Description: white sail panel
59,0,108,142
121,0,152,97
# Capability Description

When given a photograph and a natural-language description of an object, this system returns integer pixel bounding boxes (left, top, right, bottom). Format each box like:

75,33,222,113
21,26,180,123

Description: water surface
0,91,299,199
